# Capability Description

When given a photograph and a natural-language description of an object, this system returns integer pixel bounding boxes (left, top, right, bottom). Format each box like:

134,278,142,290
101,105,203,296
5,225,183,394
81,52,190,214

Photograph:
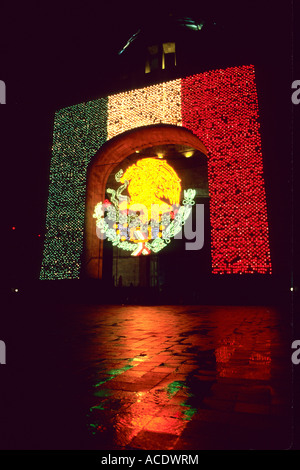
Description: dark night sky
0,0,297,285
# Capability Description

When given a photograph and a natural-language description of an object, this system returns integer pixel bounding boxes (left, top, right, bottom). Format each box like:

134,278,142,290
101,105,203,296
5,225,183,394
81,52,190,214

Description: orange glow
120,158,181,222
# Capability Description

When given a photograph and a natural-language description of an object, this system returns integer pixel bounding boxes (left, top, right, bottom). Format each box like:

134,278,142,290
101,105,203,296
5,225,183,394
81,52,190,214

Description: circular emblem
93,158,196,256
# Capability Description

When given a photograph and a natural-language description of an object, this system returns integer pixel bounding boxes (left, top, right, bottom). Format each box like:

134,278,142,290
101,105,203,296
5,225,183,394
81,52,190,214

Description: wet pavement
1,302,293,450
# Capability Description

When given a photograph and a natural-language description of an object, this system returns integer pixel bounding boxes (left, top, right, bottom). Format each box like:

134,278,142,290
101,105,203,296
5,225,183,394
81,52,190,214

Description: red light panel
182,65,272,274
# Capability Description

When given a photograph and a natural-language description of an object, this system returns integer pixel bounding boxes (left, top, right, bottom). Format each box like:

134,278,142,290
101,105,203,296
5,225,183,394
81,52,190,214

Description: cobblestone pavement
62,304,293,450
1,303,293,450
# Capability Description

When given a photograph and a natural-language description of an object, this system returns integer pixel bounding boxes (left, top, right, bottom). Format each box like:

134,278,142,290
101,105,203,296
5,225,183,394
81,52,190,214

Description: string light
40,98,108,280
107,79,182,140
182,64,272,274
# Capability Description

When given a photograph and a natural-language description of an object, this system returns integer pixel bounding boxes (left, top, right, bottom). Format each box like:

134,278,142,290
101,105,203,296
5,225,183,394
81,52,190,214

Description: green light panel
40,98,108,279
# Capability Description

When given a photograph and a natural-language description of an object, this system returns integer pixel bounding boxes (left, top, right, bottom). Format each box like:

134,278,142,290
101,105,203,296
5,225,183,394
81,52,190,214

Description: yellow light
184,151,194,158
121,158,181,225
157,153,164,159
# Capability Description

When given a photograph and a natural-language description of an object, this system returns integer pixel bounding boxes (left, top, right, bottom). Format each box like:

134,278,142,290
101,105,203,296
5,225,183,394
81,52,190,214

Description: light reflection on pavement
64,305,292,450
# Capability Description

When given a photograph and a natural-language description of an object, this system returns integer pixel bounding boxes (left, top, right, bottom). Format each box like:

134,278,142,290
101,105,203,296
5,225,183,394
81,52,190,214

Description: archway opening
82,124,210,287
102,142,211,293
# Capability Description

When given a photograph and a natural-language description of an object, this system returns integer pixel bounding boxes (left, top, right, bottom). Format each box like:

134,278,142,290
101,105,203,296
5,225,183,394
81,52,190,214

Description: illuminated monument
39,14,272,293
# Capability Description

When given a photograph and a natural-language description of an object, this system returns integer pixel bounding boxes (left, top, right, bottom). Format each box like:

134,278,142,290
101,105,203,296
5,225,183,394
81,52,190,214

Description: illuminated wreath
93,158,196,256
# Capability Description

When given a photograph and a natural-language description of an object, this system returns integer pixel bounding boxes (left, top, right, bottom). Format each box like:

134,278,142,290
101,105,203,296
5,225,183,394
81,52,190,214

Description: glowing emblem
93,157,196,256
120,158,181,216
